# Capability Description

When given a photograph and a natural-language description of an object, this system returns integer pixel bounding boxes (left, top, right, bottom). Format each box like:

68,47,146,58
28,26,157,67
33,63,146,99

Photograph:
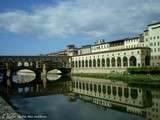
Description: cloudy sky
0,0,160,55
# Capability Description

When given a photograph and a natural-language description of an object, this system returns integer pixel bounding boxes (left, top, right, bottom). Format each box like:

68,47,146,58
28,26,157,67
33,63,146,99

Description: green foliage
72,72,160,84
127,66,160,74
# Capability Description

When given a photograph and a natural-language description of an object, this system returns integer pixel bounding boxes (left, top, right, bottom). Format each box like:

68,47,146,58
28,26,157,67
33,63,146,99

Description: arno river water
0,71,160,120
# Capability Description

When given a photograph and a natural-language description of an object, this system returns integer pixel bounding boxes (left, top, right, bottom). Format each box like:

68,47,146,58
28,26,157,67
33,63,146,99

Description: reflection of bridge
0,56,71,82
72,77,152,116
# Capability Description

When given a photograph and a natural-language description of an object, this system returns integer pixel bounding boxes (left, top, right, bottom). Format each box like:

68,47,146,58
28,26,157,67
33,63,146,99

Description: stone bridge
0,55,71,82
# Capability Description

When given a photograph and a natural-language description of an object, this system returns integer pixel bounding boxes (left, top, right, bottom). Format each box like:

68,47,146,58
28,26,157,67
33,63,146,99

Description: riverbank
71,73,160,84
0,96,22,120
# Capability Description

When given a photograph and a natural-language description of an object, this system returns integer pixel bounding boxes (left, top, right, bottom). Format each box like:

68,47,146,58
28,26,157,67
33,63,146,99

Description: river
0,72,159,120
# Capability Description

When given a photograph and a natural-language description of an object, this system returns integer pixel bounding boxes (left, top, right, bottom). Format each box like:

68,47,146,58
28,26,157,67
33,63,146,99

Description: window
154,36,156,39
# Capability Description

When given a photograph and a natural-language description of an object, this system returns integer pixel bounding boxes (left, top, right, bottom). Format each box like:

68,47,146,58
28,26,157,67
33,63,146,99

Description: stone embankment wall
71,68,127,74
0,96,22,120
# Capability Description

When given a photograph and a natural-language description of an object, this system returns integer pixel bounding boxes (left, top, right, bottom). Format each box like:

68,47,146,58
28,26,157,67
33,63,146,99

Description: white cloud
0,0,160,39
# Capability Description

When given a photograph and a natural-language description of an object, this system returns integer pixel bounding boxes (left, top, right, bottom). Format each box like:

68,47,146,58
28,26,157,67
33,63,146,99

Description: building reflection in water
72,77,160,120
1,74,160,120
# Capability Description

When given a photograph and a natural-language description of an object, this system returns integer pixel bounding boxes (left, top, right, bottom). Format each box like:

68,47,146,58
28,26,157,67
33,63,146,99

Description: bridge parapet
0,55,71,82
0,55,71,69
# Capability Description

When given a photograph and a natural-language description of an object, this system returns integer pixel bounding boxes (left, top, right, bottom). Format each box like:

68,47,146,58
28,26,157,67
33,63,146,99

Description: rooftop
148,21,160,26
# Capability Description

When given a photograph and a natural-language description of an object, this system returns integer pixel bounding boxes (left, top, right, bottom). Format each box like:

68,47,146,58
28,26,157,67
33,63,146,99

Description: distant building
47,44,78,57
70,21,160,73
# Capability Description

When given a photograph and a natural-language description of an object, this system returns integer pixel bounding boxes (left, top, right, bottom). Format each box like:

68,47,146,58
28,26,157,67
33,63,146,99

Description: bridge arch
14,69,36,83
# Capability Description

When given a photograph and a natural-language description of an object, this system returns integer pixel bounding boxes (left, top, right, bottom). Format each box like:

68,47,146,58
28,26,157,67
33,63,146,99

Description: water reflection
13,69,36,83
47,73,61,81
0,73,3,82
72,76,160,120
0,75,159,120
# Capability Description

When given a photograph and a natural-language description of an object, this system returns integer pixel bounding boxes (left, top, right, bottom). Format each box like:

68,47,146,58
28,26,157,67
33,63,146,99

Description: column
121,57,124,68
115,57,117,68
36,61,39,68
109,58,112,68
127,57,130,67
41,63,47,79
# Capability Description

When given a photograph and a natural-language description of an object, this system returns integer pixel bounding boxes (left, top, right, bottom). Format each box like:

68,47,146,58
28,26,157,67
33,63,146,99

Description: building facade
70,21,160,73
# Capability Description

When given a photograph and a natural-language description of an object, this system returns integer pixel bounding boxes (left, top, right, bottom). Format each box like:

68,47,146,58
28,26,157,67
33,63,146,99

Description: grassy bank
71,73,160,84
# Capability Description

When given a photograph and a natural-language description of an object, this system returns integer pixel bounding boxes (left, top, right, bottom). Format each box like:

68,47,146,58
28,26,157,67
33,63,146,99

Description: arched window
123,57,128,67
89,59,92,67
145,56,150,66
93,59,96,67
124,88,129,98
102,85,106,94
98,85,101,93
78,60,81,68
82,60,84,67
94,84,97,92
79,82,82,89
90,84,93,91
118,87,122,97
117,57,121,67
112,86,117,96
75,61,78,68
131,89,138,99
111,58,116,67
97,58,100,67
129,56,137,66
106,58,110,67
107,86,111,95
76,82,78,88
102,58,105,67
72,61,74,67
82,83,85,90
86,83,89,91
85,60,88,67
18,62,22,67
24,61,29,67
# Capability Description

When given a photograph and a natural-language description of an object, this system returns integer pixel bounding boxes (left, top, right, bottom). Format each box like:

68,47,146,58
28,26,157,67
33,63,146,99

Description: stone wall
71,68,127,74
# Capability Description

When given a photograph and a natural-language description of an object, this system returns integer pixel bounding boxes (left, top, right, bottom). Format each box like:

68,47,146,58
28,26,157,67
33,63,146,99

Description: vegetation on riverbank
71,73,160,84
127,66,160,74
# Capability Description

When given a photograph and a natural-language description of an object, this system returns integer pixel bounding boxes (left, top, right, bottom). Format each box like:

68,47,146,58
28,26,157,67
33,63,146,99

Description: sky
0,0,160,55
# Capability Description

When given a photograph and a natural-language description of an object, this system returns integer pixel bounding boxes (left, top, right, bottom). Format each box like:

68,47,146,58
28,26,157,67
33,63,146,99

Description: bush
127,67,160,74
